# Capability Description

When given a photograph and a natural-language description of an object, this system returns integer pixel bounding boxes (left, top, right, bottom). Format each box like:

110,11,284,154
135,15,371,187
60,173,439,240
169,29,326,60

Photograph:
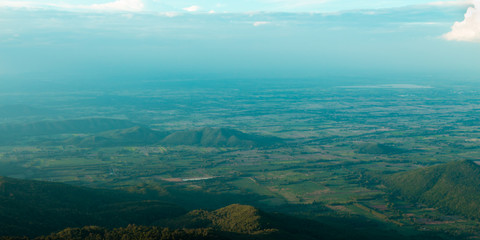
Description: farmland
1,79,480,237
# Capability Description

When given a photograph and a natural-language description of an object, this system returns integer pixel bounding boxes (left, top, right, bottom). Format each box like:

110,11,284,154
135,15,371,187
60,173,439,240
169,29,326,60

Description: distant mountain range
160,127,283,148
0,118,282,148
63,126,282,148
383,160,480,219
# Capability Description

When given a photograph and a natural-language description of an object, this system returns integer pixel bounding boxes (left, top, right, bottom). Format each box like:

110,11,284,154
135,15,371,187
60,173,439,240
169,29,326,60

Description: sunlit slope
384,160,480,218
0,176,185,237
165,204,274,234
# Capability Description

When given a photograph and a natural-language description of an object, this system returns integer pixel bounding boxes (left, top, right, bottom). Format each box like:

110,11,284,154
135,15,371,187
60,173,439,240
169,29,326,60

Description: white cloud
158,12,181,17
183,5,200,12
403,22,443,26
262,0,329,10
90,0,144,12
0,1,41,8
122,13,134,19
443,0,480,42
428,0,473,7
0,0,144,12
253,21,270,27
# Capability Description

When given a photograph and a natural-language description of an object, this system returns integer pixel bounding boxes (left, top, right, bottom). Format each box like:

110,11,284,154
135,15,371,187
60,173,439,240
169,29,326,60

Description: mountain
161,127,282,148
59,126,281,148
32,205,277,240
383,160,480,218
0,118,138,144
34,225,222,240
0,176,185,237
0,177,446,240
164,204,274,235
160,204,444,240
62,126,168,147
356,143,407,155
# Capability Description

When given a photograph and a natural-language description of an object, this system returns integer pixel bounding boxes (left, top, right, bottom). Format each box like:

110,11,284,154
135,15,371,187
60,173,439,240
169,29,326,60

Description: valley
1,80,480,238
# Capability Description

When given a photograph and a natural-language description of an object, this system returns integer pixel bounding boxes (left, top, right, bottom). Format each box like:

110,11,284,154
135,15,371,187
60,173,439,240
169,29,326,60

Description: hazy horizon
1,0,480,89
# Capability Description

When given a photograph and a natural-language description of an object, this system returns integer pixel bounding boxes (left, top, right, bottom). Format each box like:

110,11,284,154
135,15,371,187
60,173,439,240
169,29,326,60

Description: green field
2,82,480,238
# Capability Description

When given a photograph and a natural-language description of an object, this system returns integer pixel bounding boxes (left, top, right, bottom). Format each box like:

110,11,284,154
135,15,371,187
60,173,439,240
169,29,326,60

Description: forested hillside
0,176,185,237
384,160,480,218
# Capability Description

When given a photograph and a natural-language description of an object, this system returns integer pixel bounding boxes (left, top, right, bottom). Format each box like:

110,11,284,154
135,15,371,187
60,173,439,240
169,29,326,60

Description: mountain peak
161,127,282,148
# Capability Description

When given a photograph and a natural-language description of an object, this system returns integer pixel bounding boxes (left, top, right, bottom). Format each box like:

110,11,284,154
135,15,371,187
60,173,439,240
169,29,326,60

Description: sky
0,0,479,88
0,0,475,13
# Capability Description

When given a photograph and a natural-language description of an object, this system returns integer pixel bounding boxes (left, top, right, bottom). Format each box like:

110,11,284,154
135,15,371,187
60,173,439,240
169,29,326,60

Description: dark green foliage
0,177,448,240
0,177,186,237
357,143,406,155
384,160,480,218
160,127,282,148
36,225,220,240
162,204,445,240
0,237,29,240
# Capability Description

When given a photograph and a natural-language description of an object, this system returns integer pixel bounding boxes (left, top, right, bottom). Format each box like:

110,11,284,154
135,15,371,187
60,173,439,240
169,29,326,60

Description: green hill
161,127,282,148
59,126,281,148
0,118,137,144
41,125,281,148
357,143,406,155
383,160,480,218
165,204,274,235
34,225,222,240
159,203,444,240
62,126,168,147
0,176,185,237
0,177,446,240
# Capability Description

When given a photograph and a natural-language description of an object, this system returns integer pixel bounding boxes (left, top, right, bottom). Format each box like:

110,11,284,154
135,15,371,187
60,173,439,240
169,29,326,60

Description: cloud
183,5,200,12
443,0,480,42
261,0,329,10
158,12,181,17
253,21,270,27
0,0,144,12
0,1,41,8
90,0,144,12
428,0,473,7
